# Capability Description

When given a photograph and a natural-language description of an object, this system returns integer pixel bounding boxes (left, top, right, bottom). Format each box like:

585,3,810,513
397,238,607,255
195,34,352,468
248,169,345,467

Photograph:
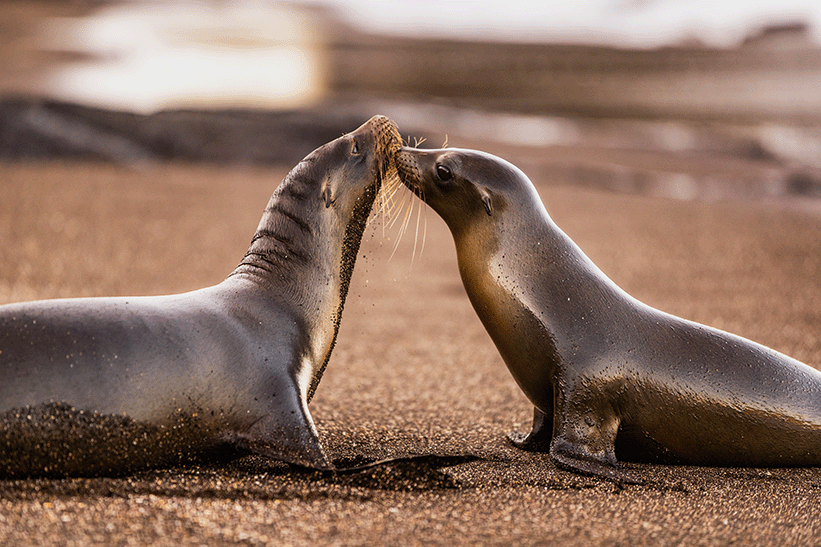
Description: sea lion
0,115,401,478
396,145,821,482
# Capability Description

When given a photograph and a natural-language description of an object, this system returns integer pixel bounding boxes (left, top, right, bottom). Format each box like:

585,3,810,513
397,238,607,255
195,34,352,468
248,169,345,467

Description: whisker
374,179,428,268
388,189,415,261
378,182,403,215
372,149,402,238
386,189,412,230
380,191,403,236
376,177,392,232
380,202,400,232
406,135,426,148
374,185,407,246
418,192,428,264
397,194,414,237
370,148,427,267
410,191,423,266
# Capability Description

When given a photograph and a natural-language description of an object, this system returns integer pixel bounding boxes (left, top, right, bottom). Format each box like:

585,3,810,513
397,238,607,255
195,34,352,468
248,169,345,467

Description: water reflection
40,2,326,113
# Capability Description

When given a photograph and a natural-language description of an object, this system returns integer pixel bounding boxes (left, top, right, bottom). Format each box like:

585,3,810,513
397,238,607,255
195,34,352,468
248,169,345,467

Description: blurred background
2,0,821,201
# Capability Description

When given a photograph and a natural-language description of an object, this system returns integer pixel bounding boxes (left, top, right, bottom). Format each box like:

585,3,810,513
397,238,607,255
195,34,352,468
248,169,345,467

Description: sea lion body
0,284,312,449
0,115,401,477
396,146,821,480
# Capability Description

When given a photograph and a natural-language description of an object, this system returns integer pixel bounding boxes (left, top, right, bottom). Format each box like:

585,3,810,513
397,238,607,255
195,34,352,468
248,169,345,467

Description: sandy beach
0,154,820,545
1,0,821,543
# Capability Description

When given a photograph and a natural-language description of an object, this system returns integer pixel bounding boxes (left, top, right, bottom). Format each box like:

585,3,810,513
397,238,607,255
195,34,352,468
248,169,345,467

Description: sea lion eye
436,164,452,181
351,139,360,154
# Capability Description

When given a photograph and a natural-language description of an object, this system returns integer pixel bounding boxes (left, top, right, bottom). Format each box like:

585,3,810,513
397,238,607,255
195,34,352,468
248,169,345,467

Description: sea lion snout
367,115,402,155
395,147,427,197
369,115,402,184
348,115,402,194
353,115,401,163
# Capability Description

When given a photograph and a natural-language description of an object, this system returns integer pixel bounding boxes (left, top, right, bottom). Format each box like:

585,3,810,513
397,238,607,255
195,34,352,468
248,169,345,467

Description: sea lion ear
480,188,493,216
322,186,333,208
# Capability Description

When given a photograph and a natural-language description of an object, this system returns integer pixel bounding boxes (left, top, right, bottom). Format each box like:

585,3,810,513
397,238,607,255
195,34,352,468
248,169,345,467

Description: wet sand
1,158,820,545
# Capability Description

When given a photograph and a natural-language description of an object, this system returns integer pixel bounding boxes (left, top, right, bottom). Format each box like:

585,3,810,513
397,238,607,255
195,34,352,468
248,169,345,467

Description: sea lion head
395,147,541,237
297,115,402,224
243,115,401,282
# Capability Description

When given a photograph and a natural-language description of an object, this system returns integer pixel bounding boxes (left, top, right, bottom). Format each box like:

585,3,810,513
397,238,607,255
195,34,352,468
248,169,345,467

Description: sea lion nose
366,114,390,125
370,116,401,149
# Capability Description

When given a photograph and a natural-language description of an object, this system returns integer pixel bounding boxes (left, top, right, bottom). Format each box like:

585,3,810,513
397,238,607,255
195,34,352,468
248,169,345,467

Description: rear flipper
507,407,552,452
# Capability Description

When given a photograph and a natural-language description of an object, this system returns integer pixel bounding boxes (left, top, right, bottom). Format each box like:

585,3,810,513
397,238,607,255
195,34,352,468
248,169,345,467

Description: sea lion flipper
550,444,643,486
245,420,330,469
507,407,552,452
549,403,643,484
241,389,331,469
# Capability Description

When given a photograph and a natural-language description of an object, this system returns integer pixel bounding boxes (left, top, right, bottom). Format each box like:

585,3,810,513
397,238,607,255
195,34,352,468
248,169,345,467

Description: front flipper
507,407,552,452
233,379,331,469
246,414,330,469
551,439,642,485
551,403,642,485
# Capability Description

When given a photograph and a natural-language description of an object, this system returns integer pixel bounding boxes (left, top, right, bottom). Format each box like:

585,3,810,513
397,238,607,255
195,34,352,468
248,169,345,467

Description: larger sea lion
0,115,401,478
396,145,821,482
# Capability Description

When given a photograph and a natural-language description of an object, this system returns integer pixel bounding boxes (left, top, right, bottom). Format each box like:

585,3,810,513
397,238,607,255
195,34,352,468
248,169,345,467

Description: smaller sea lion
396,145,821,482
0,115,401,478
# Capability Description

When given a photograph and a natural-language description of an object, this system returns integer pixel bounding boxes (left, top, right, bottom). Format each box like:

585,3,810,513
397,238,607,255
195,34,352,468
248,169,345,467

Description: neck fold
230,166,322,284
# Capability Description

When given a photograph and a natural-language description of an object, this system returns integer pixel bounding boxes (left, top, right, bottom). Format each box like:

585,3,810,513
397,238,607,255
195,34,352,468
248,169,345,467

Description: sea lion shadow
247,453,484,491
0,453,483,502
